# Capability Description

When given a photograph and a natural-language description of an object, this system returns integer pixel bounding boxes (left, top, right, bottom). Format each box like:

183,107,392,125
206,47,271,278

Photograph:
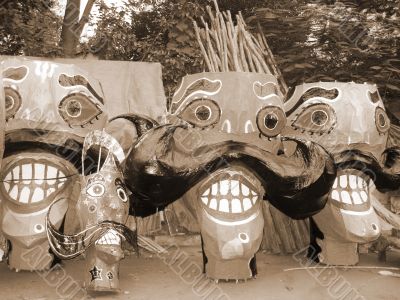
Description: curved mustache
46,199,137,260
335,148,400,192
125,125,336,219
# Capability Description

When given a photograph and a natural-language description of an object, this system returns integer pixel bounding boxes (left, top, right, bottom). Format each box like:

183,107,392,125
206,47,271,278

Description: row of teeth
201,196,258,213
333,175,367,189
2,164,67,203
201,180,258,213
3,164,66,183
204,180,257,197
331,175,369,205
331,189,368,205
96,230,121,245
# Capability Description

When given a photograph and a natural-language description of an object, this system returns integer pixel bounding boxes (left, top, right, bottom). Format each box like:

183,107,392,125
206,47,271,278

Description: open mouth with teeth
199,169,262,220
329,169,371,212
0,155,75,206
96,229,122,245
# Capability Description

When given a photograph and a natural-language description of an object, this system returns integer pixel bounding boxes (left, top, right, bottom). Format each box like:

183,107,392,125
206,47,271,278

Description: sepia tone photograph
0,0,399,299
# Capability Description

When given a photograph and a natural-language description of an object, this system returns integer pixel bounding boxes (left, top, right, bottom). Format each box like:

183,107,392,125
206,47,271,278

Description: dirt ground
0,246,399,300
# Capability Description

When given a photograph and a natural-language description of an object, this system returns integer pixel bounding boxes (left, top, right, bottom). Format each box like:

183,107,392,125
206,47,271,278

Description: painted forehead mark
253,81,279,100
2,66,29,81
171,77,222,113
58,73,104,104
286,86,340,116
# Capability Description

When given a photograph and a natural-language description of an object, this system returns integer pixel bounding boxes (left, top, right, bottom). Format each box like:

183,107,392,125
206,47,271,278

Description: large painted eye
58,93,103,127
116,187,128,202
86,183,105,197
4,87,22,120
178,98,221,128
256,106,286,137
291,103,336,134
375,107,390,134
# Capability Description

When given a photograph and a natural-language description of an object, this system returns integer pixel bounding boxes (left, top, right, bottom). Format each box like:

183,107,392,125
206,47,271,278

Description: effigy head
122,71,336,279
284,81,400,264
0,57,108,271
47,130,136,292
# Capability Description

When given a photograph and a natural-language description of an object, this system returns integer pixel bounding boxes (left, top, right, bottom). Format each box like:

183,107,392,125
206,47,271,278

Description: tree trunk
60,0,95,57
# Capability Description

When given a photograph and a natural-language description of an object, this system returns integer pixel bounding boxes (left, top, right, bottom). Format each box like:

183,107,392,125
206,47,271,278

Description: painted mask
119,72,336,280
46,130,136,292
0,58,108,271
284,82,400,265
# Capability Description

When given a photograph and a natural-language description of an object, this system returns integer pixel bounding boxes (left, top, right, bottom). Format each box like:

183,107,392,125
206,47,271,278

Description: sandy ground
0,246,400,300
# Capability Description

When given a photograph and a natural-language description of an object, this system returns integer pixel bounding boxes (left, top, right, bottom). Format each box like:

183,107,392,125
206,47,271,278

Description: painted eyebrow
178,78,222,103
59,73,104,104
286,87,339,116
2,66,28,80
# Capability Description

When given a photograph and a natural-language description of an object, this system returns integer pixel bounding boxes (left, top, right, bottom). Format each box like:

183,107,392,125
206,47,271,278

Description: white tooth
339,175,347,188
3,182,10,192
211,183,218,196
47,187,56,197
340,191,352,204
201,197,208,205
352,192,362,204
252,196,258,204
241,184,250,196
349,175,357,189
358,177,365,189
360,191,368,202
243,198,252,211
58,182,64,189
58,170,65,178
20,187,30,203
220,180,230,196
231,180,240,196
219,199,229,212
209,198,217,210
47,166,57,179
251,190,257,196
9,186,18,200
34,164,45,184
331,190,340,201
12,166,19,180
231,199,242,213
21,164,32,184
5,172,12,182
219,180,230,196
31,188,44,203
202,189,210,196
332,178,338,188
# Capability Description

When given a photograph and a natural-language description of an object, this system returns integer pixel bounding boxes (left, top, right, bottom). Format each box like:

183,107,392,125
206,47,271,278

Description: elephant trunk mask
46,130,137,292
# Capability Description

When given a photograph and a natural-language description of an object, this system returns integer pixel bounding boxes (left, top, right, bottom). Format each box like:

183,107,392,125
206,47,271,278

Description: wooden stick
193,21,213,72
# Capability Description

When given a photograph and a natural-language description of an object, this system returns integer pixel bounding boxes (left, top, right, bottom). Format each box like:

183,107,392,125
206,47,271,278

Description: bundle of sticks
193,0,288,96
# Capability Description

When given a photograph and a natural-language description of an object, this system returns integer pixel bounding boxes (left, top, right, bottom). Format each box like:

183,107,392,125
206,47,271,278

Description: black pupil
119,189,125,199
66,99,82,117
264,113,278,129
378,113,386,127
312,110,328,126
5,95,14,110
196,106,211,121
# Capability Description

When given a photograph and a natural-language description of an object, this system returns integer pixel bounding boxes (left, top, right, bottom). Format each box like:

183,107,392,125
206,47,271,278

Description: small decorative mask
46,130,137,292
284,82,400,265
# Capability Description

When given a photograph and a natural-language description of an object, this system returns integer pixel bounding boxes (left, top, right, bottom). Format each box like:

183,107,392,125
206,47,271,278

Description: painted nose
220,119,257,134
347,110,371,144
